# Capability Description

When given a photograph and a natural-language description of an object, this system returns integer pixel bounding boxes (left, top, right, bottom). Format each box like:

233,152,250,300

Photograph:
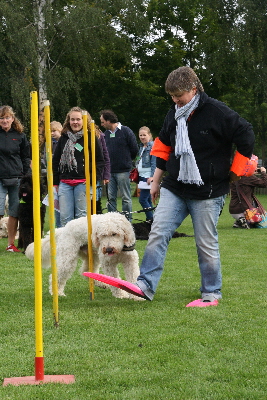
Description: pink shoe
186,298,218,307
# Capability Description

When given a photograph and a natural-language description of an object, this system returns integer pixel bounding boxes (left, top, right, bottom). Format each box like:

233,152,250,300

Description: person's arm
94,137,105,182
249,167,267,187
147,154,156,185
20,134,31,175
125,127,139,159
99,133,111,182
52,137,62,186
150,168,164,204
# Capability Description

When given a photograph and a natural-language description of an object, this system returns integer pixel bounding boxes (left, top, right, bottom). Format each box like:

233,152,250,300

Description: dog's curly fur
0,217,9,238
0,216,19,239
25,213,141,300
17,174,47,252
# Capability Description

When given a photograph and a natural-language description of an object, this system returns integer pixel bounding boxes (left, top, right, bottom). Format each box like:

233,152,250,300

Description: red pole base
35,356,44,381
3,375,75,386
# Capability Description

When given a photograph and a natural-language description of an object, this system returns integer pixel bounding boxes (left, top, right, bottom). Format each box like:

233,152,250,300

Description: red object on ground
3,375,75,386
83,272,145,298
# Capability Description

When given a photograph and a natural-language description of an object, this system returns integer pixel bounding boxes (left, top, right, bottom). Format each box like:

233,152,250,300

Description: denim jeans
139,188,153,221
137,187,226,300
55,210,61,228
58,182,87,226
107,172,132,220
0,179,20,217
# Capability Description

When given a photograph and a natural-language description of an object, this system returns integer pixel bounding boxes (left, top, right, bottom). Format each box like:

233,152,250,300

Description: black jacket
104,125,139,173
52,133,105,185
0,128,31,178
157,92,255,199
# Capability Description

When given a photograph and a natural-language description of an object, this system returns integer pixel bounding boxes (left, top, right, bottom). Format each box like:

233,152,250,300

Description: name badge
74,143,83,151
110,132,115,138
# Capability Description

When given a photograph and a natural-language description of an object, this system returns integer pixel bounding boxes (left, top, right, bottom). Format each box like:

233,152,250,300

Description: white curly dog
25,213,141,299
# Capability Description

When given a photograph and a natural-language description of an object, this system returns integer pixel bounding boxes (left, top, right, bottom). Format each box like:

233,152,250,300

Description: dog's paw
95,281,109,289
128,294,146,301
50,288,66,296
112,289,130,299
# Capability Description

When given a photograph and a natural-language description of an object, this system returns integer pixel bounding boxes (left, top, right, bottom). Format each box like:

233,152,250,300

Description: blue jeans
55,210,61,228
137,188,225,300
107,172,132,220
58,182,87,226
0,179,20,217
139,185,153,221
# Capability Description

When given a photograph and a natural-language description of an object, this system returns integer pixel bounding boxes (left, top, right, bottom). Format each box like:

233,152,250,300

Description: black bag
2,178,19,187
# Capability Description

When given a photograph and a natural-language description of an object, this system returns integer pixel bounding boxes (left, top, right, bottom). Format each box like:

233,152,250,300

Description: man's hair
165,66,204,94
100,109,118,123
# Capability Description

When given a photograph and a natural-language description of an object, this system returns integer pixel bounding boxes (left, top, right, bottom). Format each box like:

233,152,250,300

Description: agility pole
3,93,75,386
82,112,95,300
44,102,59,327
90,120,97,214
30,91,45,380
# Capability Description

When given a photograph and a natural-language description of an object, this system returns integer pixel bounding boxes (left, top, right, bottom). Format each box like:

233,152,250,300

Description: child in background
51,121,63,154
50,121,63,227
136,126,156,222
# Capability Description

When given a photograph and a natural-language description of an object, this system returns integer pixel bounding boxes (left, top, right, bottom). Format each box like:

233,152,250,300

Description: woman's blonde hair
139,126,153,140
0,105,24,133
50,120,63,132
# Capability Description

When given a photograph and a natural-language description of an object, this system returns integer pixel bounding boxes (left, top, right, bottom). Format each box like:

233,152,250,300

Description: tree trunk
34,0,50,108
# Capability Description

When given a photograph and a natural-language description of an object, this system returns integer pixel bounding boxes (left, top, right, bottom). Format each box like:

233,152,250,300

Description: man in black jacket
133,66,255,305
100,109,139,220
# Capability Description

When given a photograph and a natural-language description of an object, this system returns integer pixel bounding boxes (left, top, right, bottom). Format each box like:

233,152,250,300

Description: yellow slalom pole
44,102,59,327
90,121,96,215
82,112,94,300
31,91,44,380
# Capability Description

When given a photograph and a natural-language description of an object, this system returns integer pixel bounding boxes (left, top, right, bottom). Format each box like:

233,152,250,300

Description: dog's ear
121,217,136,247
91,227,99,248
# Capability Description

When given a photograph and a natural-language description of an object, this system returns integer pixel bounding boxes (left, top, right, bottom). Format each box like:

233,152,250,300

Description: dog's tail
25,233,52,269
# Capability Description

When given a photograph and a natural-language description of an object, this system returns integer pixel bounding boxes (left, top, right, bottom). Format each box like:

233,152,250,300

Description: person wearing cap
132,66,255,305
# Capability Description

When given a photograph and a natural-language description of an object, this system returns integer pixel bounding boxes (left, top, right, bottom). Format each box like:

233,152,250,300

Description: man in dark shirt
100,109,139,220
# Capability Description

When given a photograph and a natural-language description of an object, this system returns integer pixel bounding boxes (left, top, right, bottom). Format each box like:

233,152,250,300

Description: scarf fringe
177,178,204,186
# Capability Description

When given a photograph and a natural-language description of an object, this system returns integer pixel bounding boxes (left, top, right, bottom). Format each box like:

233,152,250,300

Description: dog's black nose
106,247,114,254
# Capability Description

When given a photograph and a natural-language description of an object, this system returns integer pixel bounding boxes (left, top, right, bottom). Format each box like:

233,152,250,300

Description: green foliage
1,0,267,162
0,0,150,133
1,195,267,399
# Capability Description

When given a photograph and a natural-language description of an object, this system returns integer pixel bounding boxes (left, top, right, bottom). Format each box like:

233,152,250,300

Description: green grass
1,194,267,399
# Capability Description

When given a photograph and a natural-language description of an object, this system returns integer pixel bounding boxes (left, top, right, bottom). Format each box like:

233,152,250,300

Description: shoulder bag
2,178,19,187
235,183,266,225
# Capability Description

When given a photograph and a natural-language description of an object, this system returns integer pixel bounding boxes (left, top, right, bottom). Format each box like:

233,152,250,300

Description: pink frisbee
186,298,218,307
83,272,145,298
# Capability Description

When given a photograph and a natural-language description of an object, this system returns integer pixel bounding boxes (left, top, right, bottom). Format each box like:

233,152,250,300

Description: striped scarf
59,130,83,173
174,93,204,186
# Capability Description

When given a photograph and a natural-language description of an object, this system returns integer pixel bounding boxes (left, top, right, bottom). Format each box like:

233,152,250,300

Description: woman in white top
136,126,156,222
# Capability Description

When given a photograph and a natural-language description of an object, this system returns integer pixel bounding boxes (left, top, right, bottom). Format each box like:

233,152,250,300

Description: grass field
1,194,267,399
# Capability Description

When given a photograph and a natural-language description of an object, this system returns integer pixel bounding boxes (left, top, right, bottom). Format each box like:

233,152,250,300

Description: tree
0,0,149,132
